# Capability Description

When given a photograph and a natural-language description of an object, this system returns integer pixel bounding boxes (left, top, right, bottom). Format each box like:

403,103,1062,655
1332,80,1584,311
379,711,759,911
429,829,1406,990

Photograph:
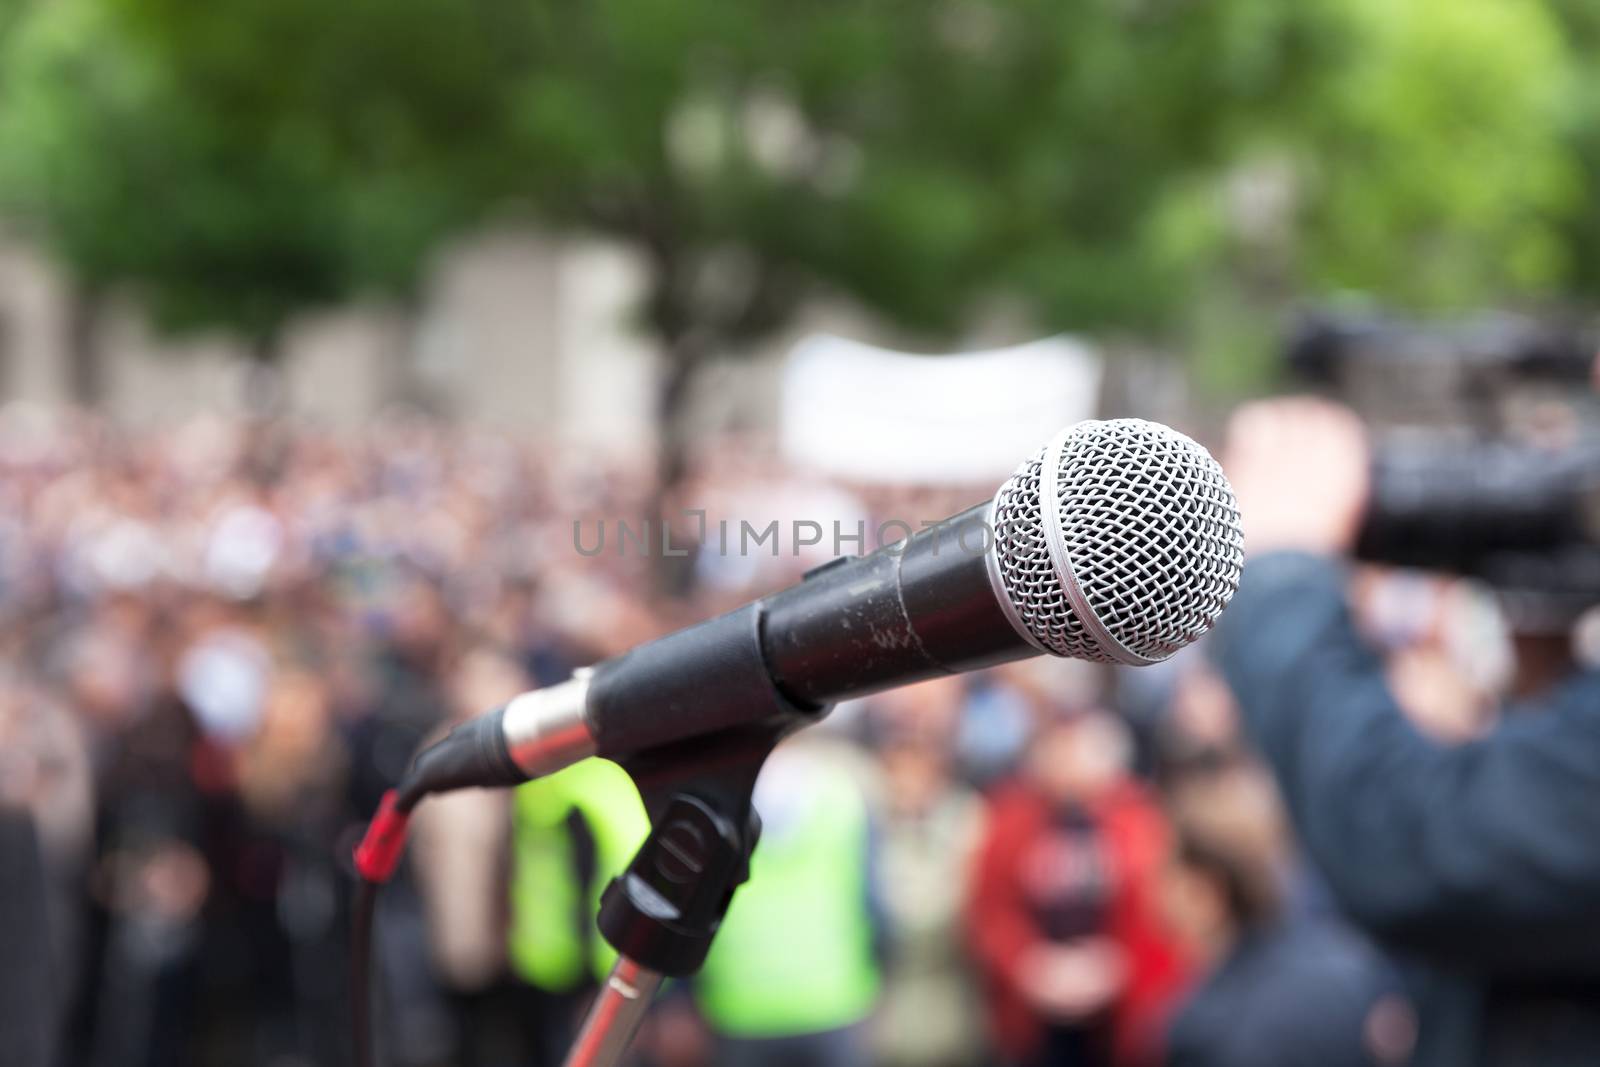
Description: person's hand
1224,398,1370,557
1017,939,1127,1021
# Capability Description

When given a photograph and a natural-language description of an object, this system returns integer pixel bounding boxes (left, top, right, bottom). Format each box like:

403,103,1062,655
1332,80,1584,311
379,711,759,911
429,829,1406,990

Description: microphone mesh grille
992,418,1244,664
992,453,1105,660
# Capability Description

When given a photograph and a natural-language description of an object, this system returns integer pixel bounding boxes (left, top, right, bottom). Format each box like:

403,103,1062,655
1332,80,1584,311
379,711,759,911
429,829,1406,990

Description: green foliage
1544,0,1600,297
0,0,494,344
0,0,1595,379
2,0,330,340
1278,0,1579,309
476,0,1370,339
0,0,1370,355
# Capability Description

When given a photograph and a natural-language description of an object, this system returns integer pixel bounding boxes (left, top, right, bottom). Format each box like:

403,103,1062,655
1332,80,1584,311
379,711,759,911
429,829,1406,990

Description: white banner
780,333,1103,484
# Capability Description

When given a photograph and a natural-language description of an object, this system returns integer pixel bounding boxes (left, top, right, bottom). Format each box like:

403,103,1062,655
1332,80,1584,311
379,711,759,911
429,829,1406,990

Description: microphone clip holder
599,727,778,978
563,633,825,1067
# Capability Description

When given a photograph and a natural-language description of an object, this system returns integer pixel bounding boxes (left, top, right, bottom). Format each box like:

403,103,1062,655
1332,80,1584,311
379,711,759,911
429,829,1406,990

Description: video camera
1286,309,1600,630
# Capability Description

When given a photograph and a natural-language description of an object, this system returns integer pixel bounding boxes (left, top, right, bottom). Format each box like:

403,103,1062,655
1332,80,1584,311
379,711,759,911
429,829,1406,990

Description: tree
0,0,493,364
2,0,1588,439
457,0,1370,482
1544,0,1600,298
1278,0,1579,309
3,0,1370,446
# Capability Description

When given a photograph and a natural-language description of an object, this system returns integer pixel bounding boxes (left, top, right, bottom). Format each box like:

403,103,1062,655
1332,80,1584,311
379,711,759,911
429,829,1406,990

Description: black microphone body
402,419,1244,799
762,503,1028,705
585,504,1032,756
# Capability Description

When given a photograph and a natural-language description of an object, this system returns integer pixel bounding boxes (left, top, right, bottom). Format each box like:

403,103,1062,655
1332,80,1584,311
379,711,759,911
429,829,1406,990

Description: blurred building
0,228,1194,448
0,229,915,447
0,231,658,447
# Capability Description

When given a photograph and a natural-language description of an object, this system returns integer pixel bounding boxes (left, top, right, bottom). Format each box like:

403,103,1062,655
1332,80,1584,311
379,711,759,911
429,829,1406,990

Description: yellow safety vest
507,758,649,991
694,758,881,1037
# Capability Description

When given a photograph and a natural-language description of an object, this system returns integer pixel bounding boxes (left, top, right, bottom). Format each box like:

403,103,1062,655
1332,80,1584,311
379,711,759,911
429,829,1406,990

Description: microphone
398,418,1244,801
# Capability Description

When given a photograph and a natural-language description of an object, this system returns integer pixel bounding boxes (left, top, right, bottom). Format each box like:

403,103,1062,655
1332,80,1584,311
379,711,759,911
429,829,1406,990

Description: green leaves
1285,0,1577,309
0,0,1595,380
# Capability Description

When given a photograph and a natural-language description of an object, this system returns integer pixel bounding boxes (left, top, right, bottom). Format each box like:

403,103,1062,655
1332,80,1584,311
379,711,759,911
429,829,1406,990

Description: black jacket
1169,920,1401,1067
0,806,56,1067
1213,552,1600,1067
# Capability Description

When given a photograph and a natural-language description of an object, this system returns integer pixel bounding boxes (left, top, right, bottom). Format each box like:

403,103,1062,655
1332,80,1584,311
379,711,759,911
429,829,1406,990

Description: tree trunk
648,344,701,598
656,347,699,494
64,285,101,407
241,331,288,416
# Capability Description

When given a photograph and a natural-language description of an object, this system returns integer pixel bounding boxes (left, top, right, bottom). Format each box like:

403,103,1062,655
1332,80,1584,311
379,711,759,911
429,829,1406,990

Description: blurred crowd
0,405,1518,1067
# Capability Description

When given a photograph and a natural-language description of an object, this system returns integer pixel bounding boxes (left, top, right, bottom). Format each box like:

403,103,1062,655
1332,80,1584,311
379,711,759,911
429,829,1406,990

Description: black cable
351,778,426,1067
351,877,380,1067
350,724,514,1067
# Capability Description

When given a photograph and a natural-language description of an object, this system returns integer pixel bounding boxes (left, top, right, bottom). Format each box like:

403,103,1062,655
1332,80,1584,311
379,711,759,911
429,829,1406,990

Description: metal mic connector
503,669,598,778
393,669,597,805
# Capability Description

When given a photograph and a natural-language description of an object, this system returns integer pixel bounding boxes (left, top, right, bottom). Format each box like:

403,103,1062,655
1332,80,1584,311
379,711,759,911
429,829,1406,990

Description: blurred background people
692,733,882,1067
0,802,59,1067
508,756,649,1067
1214,398,1600,1067
863,680,987,1067
1160,756,1414,1067
2,1,1599,1061
408,646,525,1067
0,671,93,1030
0,390,1589,1067
967,707,1185,1067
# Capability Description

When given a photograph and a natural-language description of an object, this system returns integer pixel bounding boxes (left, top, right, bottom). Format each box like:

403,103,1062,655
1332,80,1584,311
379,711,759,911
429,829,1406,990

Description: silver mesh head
989,418,1244,665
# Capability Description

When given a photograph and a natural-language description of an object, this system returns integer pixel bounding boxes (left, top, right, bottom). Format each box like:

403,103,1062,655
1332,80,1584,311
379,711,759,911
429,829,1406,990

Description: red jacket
966,778,1190,1066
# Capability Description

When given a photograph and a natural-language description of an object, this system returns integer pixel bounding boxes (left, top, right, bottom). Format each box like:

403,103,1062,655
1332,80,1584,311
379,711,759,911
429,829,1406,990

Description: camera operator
1213,397,1600,1067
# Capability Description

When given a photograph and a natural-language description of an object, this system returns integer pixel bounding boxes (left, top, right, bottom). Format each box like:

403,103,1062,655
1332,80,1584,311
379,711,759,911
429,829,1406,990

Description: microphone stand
563,956,663,1067
559,716,813,1067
